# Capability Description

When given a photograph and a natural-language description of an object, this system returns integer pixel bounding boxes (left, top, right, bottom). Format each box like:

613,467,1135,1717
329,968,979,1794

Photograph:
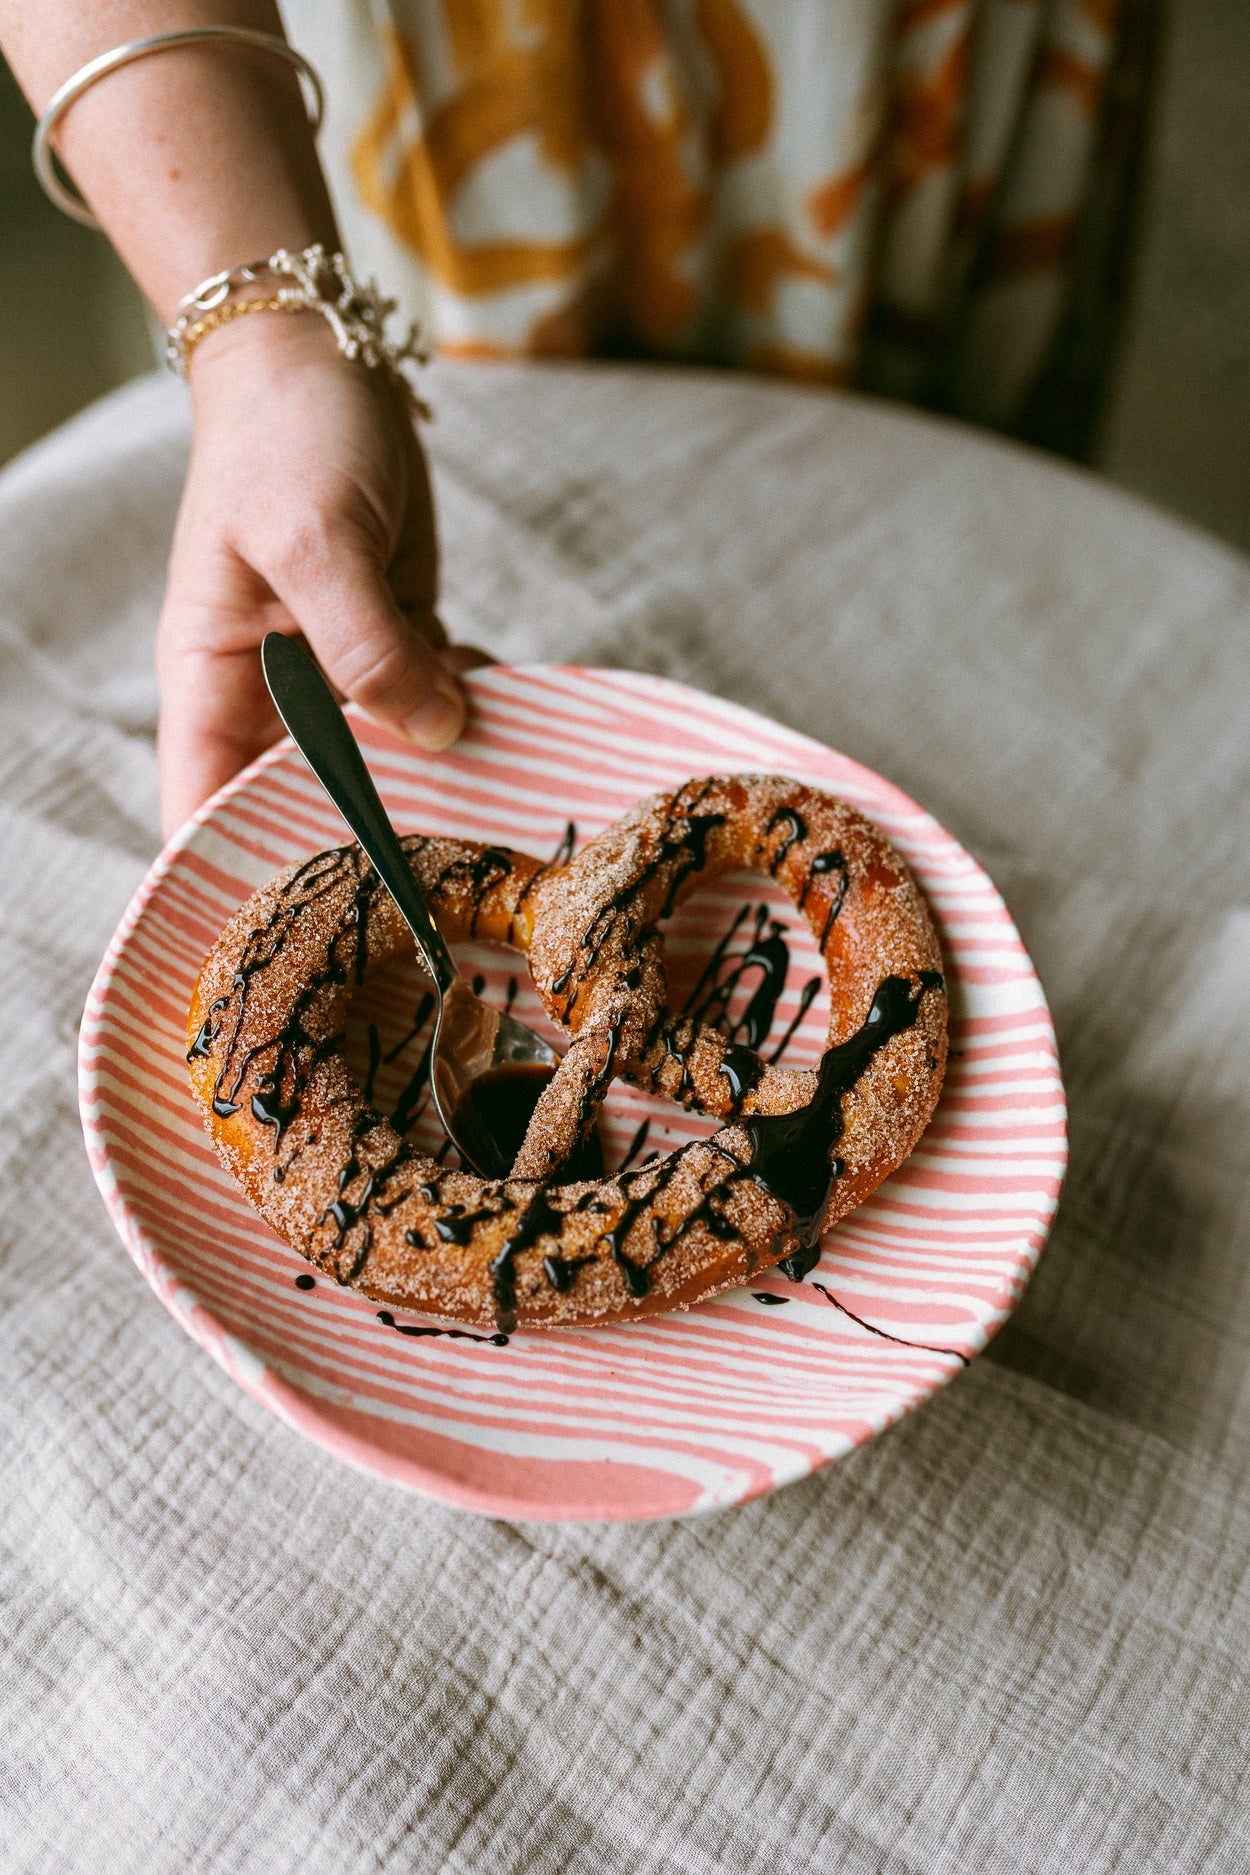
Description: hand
156,309,484,838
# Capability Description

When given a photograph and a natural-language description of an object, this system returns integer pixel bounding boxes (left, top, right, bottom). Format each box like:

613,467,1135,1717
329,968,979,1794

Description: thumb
270,526,466,750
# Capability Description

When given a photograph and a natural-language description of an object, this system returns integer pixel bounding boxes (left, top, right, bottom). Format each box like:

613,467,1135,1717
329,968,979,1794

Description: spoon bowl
431,975,561,1174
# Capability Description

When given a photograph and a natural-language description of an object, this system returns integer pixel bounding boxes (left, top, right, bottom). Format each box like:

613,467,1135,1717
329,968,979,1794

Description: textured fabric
3,362,1250,1872
282,0,1127,425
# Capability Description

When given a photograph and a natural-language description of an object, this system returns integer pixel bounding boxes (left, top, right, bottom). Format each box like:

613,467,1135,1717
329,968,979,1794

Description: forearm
0,1,337,319
0,3,474,836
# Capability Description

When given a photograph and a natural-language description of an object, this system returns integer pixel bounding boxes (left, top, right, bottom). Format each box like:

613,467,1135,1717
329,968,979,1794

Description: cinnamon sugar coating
187,779,947,1332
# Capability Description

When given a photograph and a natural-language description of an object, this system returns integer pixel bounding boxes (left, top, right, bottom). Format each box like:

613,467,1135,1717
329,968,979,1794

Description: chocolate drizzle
362,1024,382,1105
250,1078,300,1149
385,991,436,1065
736,923,791,1049
597,1157,686,1298
187,997,227,1061
687,903,789,1049
719,1043,764,1112
392,1034,436,1136
800,850,849,948
350,867,383,982
584,1020,623,1114
377,1309,508,1348
760,803,807,875
507,823,578,940
490,1185,567,1331
552,784,725,1004
433,1204,502,1245
682,904,749,1015
426,847,514,939
650,1169,740,1262
767,976,822,1066
542,1252,597,1294
744,971,944,1281
528,1143,755,1308
202,845,365,1131
200,831,517,1189
677,901,800,1110
318,1165,378,1279
617,1116,652,1173
656,1015,697,1105
810,1282,969,1366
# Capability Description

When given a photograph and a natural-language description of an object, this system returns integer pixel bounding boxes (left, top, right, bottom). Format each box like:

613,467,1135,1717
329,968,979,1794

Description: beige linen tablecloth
4,363,1249,1874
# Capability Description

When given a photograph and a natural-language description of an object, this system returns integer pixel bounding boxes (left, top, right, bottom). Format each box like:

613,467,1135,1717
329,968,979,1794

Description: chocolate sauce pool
452,1062,605,1183
744,971,943,1280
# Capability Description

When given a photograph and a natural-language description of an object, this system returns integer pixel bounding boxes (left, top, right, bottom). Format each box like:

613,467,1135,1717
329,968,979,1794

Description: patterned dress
284,0,1139,429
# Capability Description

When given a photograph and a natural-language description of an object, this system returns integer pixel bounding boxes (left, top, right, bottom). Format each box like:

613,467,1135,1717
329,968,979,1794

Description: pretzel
187,778,946,1332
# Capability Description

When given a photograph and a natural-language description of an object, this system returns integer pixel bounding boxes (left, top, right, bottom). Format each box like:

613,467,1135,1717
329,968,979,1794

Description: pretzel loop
188,777,947,1332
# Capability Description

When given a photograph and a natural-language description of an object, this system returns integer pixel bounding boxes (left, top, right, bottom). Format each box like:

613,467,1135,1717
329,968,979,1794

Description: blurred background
2,0,1248,553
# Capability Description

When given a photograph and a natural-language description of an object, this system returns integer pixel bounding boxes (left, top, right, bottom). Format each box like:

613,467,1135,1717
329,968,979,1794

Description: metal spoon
261,631,558,1178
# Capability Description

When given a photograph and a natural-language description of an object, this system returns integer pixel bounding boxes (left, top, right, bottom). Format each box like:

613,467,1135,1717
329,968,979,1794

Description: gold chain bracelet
166,244,428,416
178,295,302,365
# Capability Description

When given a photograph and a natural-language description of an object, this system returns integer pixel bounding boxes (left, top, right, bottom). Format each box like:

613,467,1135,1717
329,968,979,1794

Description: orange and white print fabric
284,0,1121,425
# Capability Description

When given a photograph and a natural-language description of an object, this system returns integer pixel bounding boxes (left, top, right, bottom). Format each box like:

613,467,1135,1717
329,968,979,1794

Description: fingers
154,328,474,838
155,519,481,838
157,634,284,839
267,520,466,750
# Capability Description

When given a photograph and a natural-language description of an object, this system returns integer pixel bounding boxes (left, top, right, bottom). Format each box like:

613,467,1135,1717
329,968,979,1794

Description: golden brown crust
186,779,947,1332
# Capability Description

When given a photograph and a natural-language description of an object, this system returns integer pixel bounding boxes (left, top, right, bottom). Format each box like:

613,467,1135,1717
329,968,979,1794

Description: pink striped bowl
79,666,1065,1521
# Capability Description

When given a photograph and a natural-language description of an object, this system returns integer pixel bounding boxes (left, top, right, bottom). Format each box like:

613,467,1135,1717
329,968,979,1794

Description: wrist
176,246,427,418
184,302,344,413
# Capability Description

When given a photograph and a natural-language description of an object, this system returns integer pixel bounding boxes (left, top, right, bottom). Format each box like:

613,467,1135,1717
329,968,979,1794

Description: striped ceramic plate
79,666,1065,1521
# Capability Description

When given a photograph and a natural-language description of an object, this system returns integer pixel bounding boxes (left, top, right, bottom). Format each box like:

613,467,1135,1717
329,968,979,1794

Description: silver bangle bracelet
32,27,324,230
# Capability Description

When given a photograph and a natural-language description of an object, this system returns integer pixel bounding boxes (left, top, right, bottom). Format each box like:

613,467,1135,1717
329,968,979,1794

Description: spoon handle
261,632,458,995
